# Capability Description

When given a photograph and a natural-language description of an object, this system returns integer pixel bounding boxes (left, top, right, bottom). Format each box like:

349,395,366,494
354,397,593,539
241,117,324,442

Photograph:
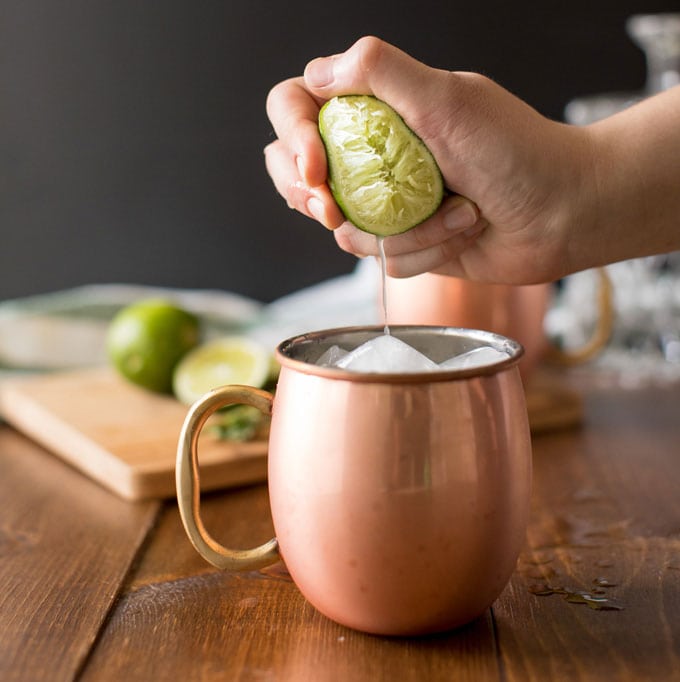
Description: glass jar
552,13,680,387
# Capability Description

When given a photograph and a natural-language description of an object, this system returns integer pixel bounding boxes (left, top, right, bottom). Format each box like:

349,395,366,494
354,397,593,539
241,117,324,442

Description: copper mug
176,326,532,636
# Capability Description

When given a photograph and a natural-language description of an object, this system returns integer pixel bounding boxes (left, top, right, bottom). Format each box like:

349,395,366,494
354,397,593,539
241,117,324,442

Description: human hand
264,37,593,284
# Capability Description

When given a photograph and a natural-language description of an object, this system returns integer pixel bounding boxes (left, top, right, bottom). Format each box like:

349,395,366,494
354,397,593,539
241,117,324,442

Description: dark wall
1,1,676,303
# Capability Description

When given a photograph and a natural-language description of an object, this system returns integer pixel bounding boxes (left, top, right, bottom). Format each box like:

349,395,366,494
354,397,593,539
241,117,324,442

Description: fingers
386,227,488,278
268,37,449,193
264,76,344,228
335,223,486,278
334,195,481,256
266,77,328,188
304,36,433,105
333,195,487,276
264,140,344,229
264,37,468,243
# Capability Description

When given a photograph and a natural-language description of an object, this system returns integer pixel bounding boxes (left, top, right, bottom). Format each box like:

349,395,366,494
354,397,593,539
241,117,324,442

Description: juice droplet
528,583,624,611
580,591,621,609
592,576,617,588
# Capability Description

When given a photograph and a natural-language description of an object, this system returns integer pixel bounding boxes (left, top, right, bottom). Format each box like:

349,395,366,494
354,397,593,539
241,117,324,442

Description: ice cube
439,346,510,370
316,344,349,366
335,334,439,373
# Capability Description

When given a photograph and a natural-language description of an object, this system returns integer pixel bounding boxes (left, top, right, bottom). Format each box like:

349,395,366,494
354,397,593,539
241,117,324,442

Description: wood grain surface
495,386,680,681
0,427,161,681
1,374,679,681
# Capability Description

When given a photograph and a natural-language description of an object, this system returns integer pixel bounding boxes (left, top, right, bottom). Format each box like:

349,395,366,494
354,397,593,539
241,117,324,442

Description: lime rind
319,95,444,236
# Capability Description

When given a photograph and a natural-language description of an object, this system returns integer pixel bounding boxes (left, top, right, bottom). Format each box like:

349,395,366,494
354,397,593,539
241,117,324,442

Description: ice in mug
317,333,511,373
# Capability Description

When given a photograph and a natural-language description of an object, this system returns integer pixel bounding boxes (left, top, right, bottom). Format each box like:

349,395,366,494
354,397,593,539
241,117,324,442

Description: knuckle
352,35,386,75
286,180,310,212
333,227,356,253
265,79,289,117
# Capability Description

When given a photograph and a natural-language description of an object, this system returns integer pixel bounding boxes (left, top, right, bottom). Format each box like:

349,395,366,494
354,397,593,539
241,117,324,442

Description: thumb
304,36,447,122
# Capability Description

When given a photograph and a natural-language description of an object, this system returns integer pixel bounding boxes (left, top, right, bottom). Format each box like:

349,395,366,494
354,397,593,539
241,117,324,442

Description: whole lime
107,299,200,393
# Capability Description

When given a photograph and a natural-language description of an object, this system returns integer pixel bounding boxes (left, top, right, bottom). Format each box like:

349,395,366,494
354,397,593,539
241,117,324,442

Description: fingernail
307,197,326,224
305,56,334,88
443,199,478,232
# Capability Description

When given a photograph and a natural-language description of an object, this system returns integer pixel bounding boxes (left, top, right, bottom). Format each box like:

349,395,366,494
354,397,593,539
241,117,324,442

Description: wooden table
2,372,679,681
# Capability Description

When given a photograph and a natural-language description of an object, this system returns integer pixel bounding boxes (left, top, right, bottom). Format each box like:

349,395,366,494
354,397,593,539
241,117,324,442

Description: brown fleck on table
1,373,679,681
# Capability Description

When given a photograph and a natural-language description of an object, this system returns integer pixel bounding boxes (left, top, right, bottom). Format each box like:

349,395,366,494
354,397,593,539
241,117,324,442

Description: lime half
172,336,271,405
319,95,444,236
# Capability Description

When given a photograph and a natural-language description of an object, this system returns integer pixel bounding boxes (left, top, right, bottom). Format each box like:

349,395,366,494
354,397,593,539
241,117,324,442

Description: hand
265,37,585,284
265,36,680,283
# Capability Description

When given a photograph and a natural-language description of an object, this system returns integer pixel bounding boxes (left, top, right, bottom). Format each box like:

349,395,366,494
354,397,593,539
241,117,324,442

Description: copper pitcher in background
384,274,551,379
384,272,614,378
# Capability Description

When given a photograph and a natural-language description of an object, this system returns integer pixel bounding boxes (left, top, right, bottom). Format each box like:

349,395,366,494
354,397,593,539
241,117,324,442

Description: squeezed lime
319,95,444,236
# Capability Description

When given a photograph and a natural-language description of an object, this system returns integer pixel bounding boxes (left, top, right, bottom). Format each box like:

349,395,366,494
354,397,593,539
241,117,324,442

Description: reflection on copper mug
176,326,532,636
384,274,551,379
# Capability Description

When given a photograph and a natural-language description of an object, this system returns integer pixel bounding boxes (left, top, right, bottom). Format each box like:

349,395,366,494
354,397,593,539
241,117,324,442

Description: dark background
1,1,677,303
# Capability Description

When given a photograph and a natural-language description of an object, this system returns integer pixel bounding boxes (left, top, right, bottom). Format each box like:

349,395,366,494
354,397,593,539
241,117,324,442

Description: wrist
529,122,603,280
561,124,616,275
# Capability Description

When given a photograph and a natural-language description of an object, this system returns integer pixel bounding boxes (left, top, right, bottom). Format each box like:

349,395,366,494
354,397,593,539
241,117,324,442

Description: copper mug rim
275,324,525,383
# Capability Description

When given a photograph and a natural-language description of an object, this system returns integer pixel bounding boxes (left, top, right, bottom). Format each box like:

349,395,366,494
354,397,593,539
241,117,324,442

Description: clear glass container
551,14,680,387
564,13,680,125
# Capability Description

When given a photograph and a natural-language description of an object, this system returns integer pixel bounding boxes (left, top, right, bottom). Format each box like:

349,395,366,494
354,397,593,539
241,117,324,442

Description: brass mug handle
547,267,615,366
175,385,279,570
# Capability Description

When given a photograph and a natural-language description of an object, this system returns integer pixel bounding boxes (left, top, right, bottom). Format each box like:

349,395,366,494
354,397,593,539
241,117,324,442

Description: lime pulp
319,95,444,236
172,336,271,405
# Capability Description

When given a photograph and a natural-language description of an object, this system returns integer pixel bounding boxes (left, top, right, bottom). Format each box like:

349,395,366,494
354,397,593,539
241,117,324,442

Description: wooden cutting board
0,367,268,501
525,372,584,435
0,366,582,502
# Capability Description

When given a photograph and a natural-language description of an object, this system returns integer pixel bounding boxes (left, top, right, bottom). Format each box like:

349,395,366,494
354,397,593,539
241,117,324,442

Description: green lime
106,299,200,393
319,95,444,236
172,336,271,405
